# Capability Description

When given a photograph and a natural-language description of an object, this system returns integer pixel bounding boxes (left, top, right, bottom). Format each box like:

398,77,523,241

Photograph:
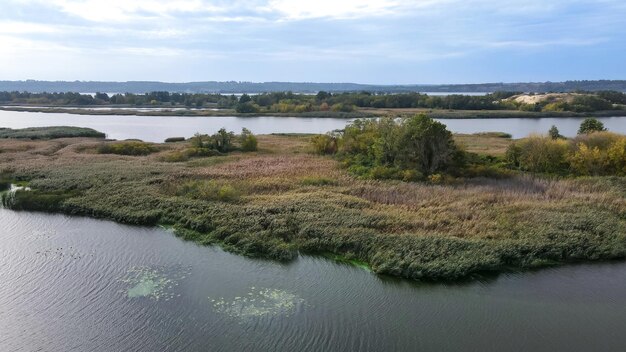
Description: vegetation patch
0,126,105,139
300,176,338,186
97,141,159,156
506,120,626,176
2,125,626,282
174,180,240,202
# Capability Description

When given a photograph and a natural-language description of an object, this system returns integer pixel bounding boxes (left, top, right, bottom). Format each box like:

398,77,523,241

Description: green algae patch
209,287,304,320
127,276,163,298
119,265,191,301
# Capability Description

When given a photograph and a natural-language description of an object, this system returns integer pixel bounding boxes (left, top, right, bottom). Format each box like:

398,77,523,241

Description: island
1,116,625,281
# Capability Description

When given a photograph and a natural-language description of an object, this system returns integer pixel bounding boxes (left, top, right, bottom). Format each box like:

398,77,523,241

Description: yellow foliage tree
569,143,607,175
607,137,626,175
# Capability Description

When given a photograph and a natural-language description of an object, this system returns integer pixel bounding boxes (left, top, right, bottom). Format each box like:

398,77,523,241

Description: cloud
45,0,220,22
266,0,408,20
0,0,624,82
0,21,59,34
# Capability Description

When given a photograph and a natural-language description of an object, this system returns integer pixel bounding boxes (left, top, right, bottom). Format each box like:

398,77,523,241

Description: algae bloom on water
209,287,304,320
119,265,191,301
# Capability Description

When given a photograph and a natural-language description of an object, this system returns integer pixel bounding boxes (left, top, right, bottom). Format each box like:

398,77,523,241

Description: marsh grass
2,133,625,281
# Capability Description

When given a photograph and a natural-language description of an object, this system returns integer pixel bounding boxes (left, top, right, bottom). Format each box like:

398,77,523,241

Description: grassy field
1,133,625,281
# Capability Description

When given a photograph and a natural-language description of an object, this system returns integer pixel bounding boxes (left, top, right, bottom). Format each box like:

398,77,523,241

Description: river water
1,209,625,351
1,110,626,142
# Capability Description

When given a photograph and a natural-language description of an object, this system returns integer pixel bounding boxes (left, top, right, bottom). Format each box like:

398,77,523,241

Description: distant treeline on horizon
0,80,625,94
2,91,625,114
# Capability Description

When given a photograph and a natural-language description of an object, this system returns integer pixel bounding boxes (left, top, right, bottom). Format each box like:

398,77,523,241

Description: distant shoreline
2,105,626,119
1,79,626,94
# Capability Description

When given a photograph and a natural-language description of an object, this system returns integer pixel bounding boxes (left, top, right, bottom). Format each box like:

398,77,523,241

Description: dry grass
453,133,513,156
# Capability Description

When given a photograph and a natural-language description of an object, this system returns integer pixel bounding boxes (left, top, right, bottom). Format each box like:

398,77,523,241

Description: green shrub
190,128,235,153
164,137,185,143
311,134,339,155
239,128,258,152
97,141,158,156
340,114,459,178
506,135,569,173
578,118,607,134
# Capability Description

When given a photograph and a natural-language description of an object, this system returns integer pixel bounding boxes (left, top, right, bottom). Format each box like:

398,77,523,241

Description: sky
0,0,625,84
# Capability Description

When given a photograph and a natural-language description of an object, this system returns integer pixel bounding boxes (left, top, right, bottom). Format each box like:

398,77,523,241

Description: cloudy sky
1,0,624,83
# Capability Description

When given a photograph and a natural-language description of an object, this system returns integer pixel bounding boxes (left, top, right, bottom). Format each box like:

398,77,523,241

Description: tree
213,128,234,152
94,92,110,102
548,125,563,140
316,91,331,101
396,114,456,174
338,114,458,177
236,102,260,113
578,118,606,134
238,94,252,104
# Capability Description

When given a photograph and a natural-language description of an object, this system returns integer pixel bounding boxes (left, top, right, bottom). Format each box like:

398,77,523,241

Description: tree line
1,90,624,113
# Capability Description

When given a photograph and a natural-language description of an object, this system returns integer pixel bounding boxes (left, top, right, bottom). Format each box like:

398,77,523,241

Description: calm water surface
1,209,625,351
1,110,626,142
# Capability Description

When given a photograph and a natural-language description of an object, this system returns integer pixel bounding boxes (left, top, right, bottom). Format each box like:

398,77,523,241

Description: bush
331,103,354,112
569,144,607,176
506,135,569,173
239,128,258,152
572,131,620,150
542,102,568,112
569,134,626,176
97,141,158,156
578,118,606,134
339,114,459,179
311,134,339,155
164,137,185,143
190,129,235,153
607,137,626,175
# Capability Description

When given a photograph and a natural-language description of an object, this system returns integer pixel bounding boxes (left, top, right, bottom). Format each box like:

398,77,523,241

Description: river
1,110,626,142
1,209,625,351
